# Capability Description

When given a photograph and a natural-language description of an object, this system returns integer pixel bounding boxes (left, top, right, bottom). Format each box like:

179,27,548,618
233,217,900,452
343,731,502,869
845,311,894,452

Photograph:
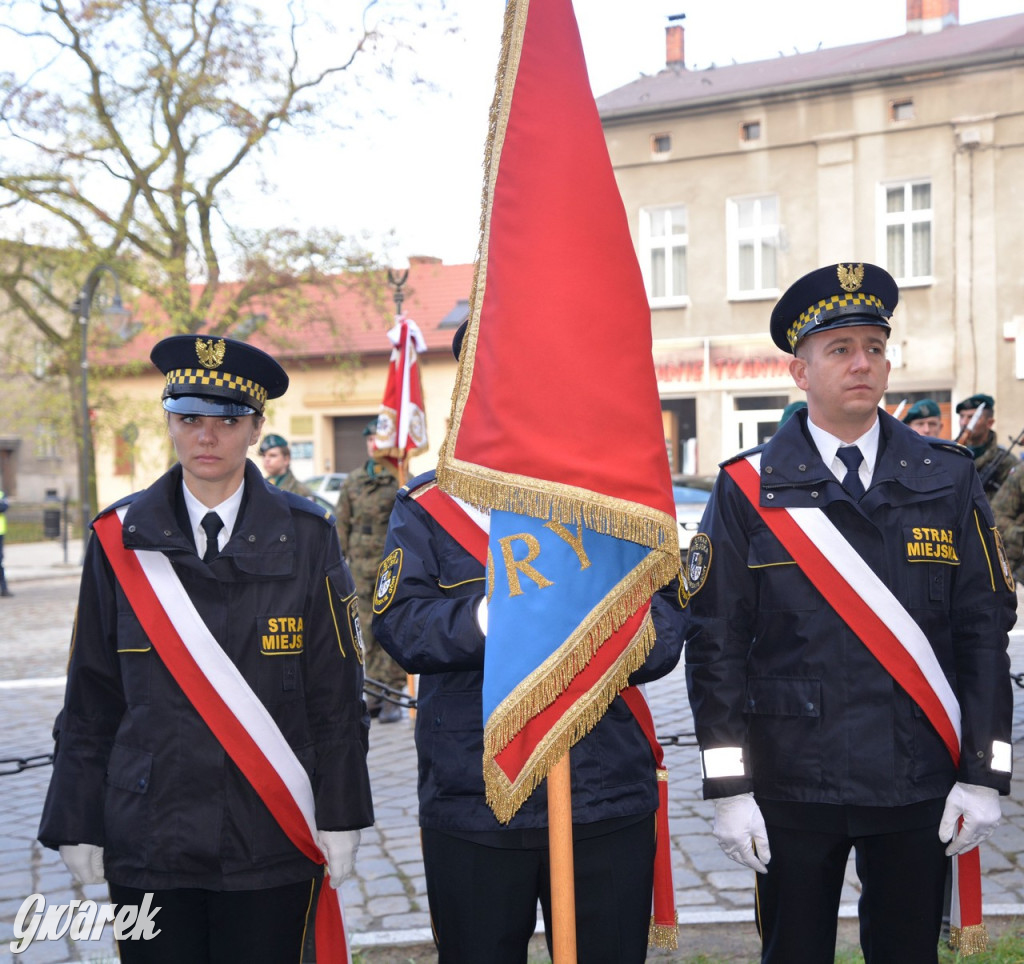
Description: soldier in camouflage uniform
955,394,1013,501
337,419,404,722
260,434,315,499
991,460,1024,584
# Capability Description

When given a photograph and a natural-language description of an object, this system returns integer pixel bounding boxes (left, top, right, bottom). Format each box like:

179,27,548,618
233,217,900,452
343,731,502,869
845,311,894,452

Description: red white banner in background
375,316,428,463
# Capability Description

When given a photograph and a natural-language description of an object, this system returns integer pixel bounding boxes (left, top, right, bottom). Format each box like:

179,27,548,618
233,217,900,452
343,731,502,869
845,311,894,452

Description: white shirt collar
805,415,881,488
182,480,245,556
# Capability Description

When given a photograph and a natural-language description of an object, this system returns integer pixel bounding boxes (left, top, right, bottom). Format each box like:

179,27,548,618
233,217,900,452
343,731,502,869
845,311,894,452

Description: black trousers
108,879,316,964
422,816,655,964
754,822,948,964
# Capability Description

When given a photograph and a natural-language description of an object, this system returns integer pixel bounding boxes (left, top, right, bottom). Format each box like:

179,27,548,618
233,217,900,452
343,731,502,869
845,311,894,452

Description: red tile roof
98,258,476,369
597,14,1024,119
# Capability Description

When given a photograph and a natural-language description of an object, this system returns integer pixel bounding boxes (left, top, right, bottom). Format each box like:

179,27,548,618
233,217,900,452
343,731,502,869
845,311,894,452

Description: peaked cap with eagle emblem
769,262,899,354
150,335,289,416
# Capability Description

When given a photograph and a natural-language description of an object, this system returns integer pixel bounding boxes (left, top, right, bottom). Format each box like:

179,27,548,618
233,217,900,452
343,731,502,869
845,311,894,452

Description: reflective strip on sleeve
992,741,1012,774
700,746,745,780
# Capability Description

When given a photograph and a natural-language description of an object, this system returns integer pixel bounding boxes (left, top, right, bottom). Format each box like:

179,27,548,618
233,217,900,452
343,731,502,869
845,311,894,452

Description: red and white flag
375,316,428,465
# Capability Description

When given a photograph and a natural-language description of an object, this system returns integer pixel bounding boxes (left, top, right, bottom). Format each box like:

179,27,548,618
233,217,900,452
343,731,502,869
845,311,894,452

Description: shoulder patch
993,528,1016,592
680,533,712,607
373,548,403,615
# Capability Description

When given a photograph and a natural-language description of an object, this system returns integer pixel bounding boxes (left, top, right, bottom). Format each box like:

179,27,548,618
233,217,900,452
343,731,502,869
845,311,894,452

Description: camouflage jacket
973,433,1014,500
992,460,1024,581
336,460,399,585
268,468,314,500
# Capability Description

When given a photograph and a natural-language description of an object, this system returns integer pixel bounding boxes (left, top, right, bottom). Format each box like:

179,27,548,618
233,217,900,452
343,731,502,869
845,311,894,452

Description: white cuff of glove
939,782,1001,857
318,829,361,888
59,843,106,885
475,596,488,635
712,792,771,874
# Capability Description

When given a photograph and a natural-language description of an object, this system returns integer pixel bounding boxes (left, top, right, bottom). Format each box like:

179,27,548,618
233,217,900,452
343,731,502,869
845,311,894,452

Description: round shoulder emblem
680,533,712,607
373,548,403,615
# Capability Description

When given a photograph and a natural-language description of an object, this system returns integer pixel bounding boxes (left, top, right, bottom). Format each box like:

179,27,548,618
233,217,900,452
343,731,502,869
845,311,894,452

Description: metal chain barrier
7,672,1022,774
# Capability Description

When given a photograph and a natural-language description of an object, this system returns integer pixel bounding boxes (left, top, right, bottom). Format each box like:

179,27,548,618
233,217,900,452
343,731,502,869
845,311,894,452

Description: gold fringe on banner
483,562,662,824
948,923,988,956
648,915,680,949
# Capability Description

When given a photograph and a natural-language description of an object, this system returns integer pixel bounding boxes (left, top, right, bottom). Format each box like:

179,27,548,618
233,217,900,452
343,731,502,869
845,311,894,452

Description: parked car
672,475,714,553
302,473,348,507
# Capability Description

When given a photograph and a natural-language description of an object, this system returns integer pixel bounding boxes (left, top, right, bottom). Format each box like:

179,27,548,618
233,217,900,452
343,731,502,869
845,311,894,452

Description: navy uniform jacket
684,410,1015,825
38,459,374,891
371,471,686,835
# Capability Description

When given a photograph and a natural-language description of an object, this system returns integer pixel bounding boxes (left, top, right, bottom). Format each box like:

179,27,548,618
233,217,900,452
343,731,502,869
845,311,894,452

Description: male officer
259,433,315,498
955,393,1013,498
684,263,1015,963
903,398,944,437
39,335,373,962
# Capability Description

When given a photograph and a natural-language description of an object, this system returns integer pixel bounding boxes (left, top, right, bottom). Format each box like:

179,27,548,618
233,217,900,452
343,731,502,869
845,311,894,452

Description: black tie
836,446,865,500
200,512,224,563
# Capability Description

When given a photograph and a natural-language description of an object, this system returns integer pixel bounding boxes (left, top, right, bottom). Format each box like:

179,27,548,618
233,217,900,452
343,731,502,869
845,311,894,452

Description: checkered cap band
163,368,268,408
786,292,887,349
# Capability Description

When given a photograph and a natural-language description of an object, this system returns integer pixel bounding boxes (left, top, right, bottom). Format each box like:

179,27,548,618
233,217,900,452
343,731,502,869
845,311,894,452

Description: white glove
939,782,1001,857
712,793,771,874
318,829,360,888
475,596,488,634
59,843,106,885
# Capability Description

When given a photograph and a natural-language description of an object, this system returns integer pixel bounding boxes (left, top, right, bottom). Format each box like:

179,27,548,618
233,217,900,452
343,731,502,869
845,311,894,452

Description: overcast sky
251,0,1024,268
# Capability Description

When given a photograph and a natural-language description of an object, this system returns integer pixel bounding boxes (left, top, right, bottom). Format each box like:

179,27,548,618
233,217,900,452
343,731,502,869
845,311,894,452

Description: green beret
903,399,941,423
778,401,807,428
259,434,288,454
955,393,994,414
363,418,379,436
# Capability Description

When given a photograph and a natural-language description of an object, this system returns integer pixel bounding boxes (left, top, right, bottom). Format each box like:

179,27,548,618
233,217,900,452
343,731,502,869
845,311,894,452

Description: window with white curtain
881,180,932,282
640,205,688,306
727,195,779,299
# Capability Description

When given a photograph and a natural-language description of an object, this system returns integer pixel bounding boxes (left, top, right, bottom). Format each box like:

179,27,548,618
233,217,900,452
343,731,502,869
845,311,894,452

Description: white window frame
726,194,781,300
639,205,689,308
878,179,933,285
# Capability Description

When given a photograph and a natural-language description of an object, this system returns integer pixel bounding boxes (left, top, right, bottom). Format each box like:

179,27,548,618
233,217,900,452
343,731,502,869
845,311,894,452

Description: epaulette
720,443,765,468
399,469,437,499
95,490,141,522
282,489,334,523
926,438,974,460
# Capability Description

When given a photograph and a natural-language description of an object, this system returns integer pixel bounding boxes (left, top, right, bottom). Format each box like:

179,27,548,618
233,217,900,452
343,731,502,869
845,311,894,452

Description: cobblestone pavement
1,540,1023,962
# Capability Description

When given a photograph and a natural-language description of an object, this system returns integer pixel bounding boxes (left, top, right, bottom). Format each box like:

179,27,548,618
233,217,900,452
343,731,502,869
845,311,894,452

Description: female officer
39,334,373,962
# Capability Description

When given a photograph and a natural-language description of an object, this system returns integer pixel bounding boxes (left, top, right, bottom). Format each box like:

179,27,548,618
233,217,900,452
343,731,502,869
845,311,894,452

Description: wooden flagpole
548,754,577,963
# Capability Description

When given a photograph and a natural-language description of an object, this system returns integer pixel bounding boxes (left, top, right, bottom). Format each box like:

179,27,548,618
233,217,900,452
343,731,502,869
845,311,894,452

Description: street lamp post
70,264,129,554
387,268,409,315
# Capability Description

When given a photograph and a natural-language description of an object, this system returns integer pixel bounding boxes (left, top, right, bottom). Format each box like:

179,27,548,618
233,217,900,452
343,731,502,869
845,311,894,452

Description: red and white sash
413,480,679,946
93,509,352,964
724,452,985,948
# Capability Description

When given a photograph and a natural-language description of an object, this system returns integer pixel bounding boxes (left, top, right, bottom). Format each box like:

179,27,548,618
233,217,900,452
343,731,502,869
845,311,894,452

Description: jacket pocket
745,676,823,789
104,744,153,863
747,531,816,613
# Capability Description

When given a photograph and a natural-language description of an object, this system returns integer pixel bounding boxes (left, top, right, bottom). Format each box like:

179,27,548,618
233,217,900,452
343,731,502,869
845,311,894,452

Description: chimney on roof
906,0,959,34
666,14,686,70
